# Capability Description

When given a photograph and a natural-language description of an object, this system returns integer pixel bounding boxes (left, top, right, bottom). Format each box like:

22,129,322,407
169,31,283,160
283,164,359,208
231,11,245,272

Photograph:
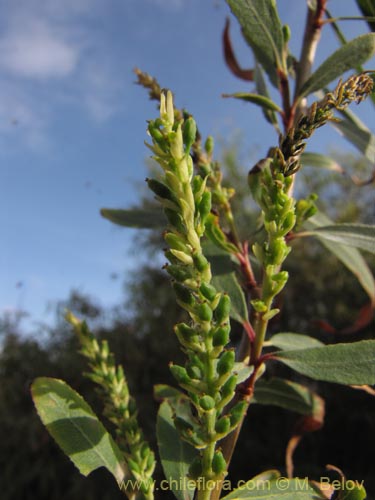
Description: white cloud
0,18,79,79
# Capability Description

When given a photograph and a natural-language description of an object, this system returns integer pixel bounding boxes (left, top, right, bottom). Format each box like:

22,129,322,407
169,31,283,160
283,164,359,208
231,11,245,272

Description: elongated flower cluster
66,312,155,500
146,92,246,484
279,72,374,176
248,160,295,324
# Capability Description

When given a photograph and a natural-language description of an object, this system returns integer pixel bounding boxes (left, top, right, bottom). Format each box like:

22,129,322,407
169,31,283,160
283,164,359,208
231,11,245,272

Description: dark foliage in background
1,152,374,499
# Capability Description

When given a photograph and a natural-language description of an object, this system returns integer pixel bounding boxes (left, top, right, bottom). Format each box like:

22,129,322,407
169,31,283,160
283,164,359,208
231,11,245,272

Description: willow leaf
226,0,285,87
307,223,375,254
299,33,375,97
273,340,375,385
303,212,375,302
157,401,196,500
222,92,282,112
31,377,128,484
101,208,165,229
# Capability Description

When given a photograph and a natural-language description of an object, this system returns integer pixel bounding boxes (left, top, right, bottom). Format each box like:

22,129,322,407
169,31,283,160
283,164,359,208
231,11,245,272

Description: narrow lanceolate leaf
222,92,282,113
221,477,325,499
156,401,196,500
356,0,375,31
267,332,324,351
299,33,375,97
226,0,285,87
303,212,375,303
31,377,128,484
306,223,375,254
301,152,344,173
273,340,375,385
254,64,279,128
333,107,375,163
100,207,166,229
253,377,323,416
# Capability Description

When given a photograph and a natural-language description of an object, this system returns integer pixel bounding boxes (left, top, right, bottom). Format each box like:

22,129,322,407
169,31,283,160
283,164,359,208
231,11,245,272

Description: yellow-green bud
170,364,191,385
212,325,230,347
212,451,227,475
221,375,237,399
199,282,217,301
199,395,215,411
229,401,247,427
217,350,235,376
215,416,231,435
204,136,214,156
173,283,195,306
214,294,231,323
196,302,213,322
183,117,197,152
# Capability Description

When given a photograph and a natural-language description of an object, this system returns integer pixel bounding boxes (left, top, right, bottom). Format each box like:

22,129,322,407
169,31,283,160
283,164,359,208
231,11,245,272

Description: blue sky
1,0,373,329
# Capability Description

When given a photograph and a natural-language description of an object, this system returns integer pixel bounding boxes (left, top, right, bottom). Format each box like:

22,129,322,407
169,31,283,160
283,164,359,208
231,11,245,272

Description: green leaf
156,401,196,500
254,64,280,128
339,481,367,500
273,339,375,385
212,272,249,325
100,207,166,229
303,212,375,302
301,152,344,173
234,362,254,383
332,107,375,163
267,332,324,351
299,33,375,97
356,0,375,31
221,477,324,499
253,377,323,416
222,92,282,112
226,0,285,87
306,223,375,254
31,377,128,484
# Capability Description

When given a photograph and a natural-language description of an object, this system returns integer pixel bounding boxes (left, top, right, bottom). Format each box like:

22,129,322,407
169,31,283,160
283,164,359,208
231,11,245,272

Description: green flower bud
199,395,215,411
212,325,230,347
148,125,166,147
183,117,197,152
192,175,204,198
229,401,247,427
204,136,214,156
215,416,231,435
175,323,197,341
186,362,202,379
282,24,291,44
198,191,212,222
212,450,227,475
196,302,213,322
147,178,175,202
164,208,186,233
267,238,287,265
214,294,231,323
217,350,235,376
170,249,194,265
193,253,209,273
170,364,191,385
251,299,267,313
128,458,141,476
166,264,193,282
221,374,237,399
165,232,190,253
189,457,203,479
280,211,296,234
173,283,195,306
199,282,217,301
